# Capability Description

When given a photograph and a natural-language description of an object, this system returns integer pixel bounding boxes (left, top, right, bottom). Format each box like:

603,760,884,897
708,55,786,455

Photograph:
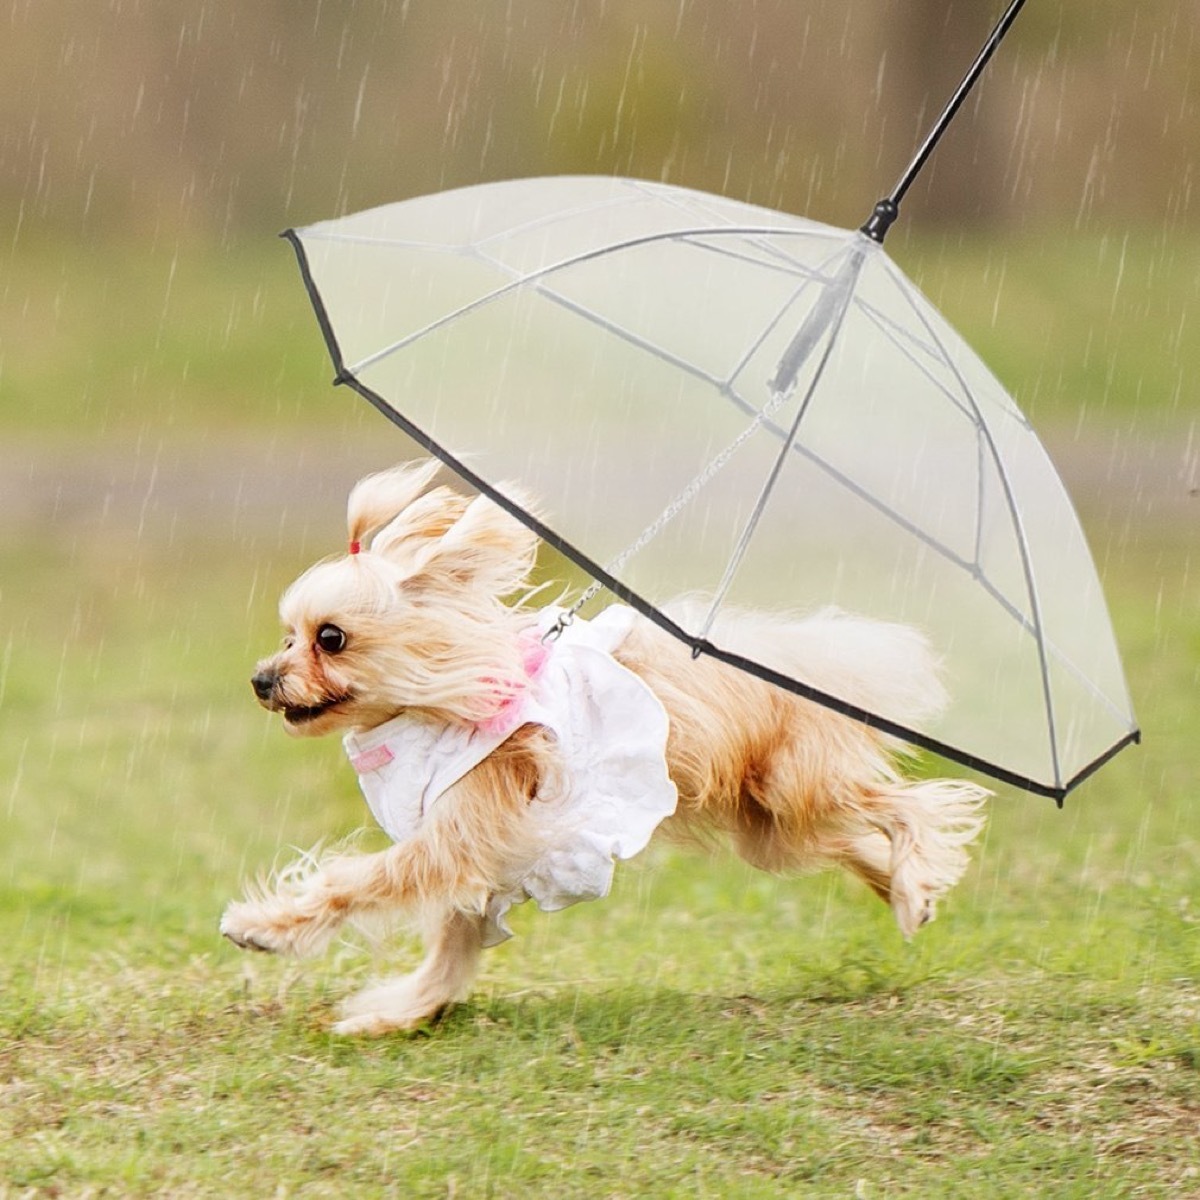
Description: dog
221,459,988,1035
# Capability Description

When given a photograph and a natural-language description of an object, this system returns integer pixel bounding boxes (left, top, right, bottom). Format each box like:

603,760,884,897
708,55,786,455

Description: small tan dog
221,460,987,1035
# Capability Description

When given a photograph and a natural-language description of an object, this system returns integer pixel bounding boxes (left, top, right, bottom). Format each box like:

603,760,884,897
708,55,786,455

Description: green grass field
1,232,1197,1197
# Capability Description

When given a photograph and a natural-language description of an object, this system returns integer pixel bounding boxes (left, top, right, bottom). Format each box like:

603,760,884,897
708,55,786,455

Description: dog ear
370,487,473,564
347,461,473,565
403,489,539,597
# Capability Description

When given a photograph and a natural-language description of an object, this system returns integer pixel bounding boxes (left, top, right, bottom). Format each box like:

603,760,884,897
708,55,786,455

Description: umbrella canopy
284,174,1138,801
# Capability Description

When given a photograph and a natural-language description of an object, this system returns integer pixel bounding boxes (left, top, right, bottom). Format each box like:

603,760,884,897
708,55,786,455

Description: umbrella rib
301,220,837,289
472,185,647,250
338,224,830,377
699,247,866,637
841,290,1121,721
855,292,1033,431
674,218,849,278
634,181,866,298
470,176,828,257
848,288,1004,603
854,296,1099,715
675,234,832,281
975,427,988,575
524,280,725,389
629,177,848,252
724,382,1041,631
343,225,839,398
299,230,462,251
482,175,845,279
507,240,1022,620
861,258,1130,753
473,236,803,396
884,262,1066,788
761,412,1128,724
303,183,646,254
851,297,980,425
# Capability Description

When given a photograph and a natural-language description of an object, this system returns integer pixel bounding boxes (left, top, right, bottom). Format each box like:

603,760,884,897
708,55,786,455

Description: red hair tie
348,540,362,555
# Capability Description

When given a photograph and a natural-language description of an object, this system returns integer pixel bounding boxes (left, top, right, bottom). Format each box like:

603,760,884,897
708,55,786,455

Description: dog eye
315,624,347,654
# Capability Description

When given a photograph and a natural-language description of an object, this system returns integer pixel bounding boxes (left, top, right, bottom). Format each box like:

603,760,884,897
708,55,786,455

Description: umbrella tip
860,199,900,244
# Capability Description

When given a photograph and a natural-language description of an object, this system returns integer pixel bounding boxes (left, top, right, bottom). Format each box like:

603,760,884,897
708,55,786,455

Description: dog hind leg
852,779,989,937
727,768,988,938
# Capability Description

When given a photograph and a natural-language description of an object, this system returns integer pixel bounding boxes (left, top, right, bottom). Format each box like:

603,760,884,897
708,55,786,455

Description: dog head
251,460,541,737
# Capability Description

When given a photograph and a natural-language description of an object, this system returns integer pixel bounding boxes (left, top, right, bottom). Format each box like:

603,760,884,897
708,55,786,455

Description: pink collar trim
475,631,551,737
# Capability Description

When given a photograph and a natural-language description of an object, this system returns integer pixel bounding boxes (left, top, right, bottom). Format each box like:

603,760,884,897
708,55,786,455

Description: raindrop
351,67,370,138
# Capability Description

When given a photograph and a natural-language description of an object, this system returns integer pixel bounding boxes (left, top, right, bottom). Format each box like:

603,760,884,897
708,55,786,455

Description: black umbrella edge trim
282,229,350,378
280,227,1140,806
1058,728,1141,799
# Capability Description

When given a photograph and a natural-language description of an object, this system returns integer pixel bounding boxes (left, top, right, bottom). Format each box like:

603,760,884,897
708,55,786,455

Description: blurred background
0,0,1195,906
4,0,1197,437
5,0,1198,238
3,8,1197,1189
3,0,1196,457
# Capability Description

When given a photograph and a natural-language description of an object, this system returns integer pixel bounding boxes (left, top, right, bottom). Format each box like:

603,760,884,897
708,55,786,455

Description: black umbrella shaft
862,0,1029,242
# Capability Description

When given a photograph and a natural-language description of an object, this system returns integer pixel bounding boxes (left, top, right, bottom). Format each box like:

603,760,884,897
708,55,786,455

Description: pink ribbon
476,631,551,736
349,743,395,774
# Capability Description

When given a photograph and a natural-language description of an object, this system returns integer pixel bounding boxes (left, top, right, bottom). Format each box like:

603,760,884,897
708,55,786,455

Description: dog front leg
220,854,364,959
333,906,487,1036
219,821,499,959
220,839,428,958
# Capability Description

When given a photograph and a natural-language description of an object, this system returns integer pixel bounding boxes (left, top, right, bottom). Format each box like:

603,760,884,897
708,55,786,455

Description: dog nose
251,669,277,702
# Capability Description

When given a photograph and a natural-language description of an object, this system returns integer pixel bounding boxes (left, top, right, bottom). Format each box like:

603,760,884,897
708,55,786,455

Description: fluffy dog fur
221,460,988,1035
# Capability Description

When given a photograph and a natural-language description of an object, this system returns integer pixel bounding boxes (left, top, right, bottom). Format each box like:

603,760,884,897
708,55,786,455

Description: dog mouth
282,695,353,725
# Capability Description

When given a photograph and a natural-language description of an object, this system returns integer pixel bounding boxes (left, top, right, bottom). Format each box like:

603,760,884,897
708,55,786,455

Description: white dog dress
341,605,677,945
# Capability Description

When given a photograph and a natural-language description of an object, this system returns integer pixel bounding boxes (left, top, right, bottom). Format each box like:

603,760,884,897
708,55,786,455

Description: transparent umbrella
282,0,1138,802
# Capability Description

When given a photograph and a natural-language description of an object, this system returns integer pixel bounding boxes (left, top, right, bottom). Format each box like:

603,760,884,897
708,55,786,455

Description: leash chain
543,383,794,641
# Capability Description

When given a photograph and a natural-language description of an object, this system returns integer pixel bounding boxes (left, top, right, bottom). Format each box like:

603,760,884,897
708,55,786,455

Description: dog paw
332,1011,411,1037
219,896,337,958
331,1005,448,1037
220,903,277,953
332,979,450,1036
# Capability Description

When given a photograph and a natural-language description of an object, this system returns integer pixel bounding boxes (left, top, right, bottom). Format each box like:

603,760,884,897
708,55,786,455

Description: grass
1,230,1198,1196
